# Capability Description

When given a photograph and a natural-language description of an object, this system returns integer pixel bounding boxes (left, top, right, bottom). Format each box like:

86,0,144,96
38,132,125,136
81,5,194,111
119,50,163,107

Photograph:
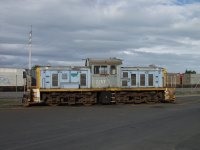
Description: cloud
0,0,200,73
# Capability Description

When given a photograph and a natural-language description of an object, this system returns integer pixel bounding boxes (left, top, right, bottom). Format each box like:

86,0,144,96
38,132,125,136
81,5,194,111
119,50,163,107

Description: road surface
0,96,200,150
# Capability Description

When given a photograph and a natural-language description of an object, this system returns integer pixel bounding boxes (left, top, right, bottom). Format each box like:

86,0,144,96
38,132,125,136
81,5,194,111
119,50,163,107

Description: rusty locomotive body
23,58,175,106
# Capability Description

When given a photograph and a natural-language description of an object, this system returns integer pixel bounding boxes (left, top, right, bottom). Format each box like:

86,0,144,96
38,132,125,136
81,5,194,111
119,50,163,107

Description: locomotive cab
85,58,122,88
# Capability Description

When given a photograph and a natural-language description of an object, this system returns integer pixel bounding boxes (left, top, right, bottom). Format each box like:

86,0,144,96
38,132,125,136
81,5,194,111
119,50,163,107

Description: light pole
29,25,32,70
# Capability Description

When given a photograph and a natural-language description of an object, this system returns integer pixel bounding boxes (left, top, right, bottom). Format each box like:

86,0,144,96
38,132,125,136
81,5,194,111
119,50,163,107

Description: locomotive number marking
96,79,106,85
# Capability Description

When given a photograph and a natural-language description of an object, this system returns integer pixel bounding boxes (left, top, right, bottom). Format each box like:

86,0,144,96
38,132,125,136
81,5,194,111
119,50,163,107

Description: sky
0,0,200,73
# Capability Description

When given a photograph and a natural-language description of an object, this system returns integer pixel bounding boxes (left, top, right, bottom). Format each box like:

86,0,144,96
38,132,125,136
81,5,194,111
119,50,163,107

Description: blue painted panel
40,70,45,88
151,69,163,87
40,70,51,88
59,71,70,82
59,71,70,88
39,67,90,89
120,68,164,88
70,71,79,83
45,71,51,88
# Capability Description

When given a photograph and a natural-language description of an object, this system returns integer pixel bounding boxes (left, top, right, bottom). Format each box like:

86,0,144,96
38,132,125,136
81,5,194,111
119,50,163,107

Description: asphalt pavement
0,96,200,150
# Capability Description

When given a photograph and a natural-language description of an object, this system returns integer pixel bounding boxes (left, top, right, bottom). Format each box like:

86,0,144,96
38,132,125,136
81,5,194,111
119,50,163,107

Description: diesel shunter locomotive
22,58,175,106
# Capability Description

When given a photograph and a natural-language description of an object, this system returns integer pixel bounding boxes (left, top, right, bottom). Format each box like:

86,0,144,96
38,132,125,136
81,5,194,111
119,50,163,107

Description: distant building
182,74,200,88
166,73,181,88
167,73,200,88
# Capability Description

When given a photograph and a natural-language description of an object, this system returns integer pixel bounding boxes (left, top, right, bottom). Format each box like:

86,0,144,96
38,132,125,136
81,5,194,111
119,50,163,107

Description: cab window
110,65,117,75
94,66,100,74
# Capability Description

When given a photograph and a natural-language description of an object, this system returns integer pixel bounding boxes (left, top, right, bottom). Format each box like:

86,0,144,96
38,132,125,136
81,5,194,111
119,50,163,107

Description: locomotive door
51,71,59,88
130,73,137,87
147,72,154,87
80,73,87,88
122,71,138,88
139,71,146,87
80,70,89,88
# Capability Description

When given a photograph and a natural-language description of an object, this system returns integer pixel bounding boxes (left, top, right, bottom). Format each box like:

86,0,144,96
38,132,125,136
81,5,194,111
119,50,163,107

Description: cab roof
85,58,123,66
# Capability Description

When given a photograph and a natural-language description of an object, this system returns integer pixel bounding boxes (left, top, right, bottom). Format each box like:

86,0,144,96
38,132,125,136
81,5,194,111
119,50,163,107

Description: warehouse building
182,74,200,88
166,73,181,88
166,73,200,88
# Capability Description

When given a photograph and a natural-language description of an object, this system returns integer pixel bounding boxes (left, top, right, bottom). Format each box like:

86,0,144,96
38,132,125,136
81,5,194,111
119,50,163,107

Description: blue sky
176,0,200,4
0,0,200,73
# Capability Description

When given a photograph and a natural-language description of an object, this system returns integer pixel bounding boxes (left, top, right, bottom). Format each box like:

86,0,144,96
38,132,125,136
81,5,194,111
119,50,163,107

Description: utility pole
28,25,32,89
29,25,32,70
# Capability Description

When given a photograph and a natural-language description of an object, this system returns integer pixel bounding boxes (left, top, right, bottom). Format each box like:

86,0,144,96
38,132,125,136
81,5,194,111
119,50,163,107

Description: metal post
170,76,172,88
190,75,192,93
23,78,25,94
28,26,32,91
16,75,18,100
174,75,176,88
29,25,32,70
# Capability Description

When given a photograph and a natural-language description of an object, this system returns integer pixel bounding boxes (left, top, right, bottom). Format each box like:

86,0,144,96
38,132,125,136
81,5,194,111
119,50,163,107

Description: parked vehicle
0,68,26,91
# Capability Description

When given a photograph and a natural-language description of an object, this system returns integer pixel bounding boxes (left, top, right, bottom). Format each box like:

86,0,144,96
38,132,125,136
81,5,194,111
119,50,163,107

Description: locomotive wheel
82,98,92,106
47,101,58,106
83,102,92,106
134,96,143,104
99,92,112,104
45,96,59,106
153,92,163,103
